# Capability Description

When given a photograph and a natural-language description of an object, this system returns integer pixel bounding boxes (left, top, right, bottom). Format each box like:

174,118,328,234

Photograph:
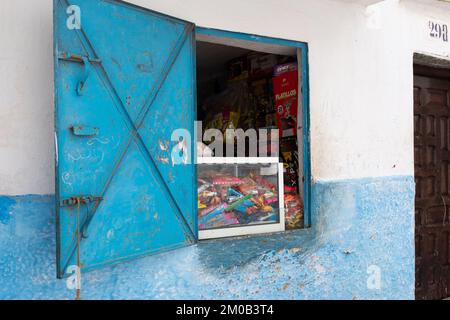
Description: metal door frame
194,27,312,227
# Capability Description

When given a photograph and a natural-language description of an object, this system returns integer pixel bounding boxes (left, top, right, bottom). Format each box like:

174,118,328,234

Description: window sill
196,228,314,269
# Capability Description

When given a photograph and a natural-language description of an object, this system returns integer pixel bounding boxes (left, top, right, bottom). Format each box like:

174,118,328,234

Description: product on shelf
202,81,250,143
280,136,300,193
212,175,245,186
248,53,278,78
284,192,304,230
198,51,305,232
265,112,277,128
197,168,280,230
272,63,299,138
227,55,249,81
257,126,279,157
279,136,304,230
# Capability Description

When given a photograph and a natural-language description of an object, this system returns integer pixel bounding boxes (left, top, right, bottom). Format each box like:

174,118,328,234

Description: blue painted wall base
0,176,415,300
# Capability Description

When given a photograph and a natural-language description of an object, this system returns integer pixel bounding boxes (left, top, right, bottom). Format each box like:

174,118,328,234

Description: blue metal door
54,0,196,277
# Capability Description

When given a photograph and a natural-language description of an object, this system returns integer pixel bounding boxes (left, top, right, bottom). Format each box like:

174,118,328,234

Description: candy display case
197,157,285,240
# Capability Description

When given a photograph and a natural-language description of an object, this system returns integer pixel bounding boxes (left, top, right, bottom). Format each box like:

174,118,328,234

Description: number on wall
429,21,448,43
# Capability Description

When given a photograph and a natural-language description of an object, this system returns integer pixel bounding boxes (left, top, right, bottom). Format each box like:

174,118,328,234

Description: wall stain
0,177,415,299
0,197,16,225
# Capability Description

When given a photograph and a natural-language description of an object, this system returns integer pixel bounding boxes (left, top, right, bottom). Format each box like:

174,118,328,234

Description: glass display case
197,157,285,240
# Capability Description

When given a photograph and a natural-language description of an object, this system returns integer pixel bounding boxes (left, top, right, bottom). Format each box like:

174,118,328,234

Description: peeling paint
158,139,169,151
0,176,415,299
137,63,152,73
157,156,169,165
0,197,16,225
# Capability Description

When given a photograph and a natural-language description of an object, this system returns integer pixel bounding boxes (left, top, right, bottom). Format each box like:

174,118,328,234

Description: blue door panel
138,33,196,232
54,1,88,59
56,32,131,270
54,0,196,277
64,141,193,271
74,0,188,122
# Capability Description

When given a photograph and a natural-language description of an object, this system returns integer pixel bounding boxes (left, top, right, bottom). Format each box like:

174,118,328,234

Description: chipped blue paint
54,0,197,277
0,176,414,299
0,197,16,225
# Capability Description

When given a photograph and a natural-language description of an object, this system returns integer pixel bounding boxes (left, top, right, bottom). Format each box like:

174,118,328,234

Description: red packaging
272,63,298,138
212,175,244,186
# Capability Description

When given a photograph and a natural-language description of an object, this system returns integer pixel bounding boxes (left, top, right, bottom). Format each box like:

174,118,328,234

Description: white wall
0,1,54,195
0,0,449,195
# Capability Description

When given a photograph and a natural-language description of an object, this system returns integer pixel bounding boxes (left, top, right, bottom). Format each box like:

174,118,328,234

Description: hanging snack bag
284,192,304,230
202,81,250,143
272,63,299,138
280,136,300,193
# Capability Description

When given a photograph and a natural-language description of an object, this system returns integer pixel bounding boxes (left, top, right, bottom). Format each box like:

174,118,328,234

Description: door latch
60,196,103,207
58,52,101,96
70,125,99,137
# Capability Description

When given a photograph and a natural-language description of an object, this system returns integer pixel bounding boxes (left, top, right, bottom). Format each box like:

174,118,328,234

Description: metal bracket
58,52,101,96
60,195,103,208
60,195,102,240
70,125,99,137
58,52,101,64
76,56,90,96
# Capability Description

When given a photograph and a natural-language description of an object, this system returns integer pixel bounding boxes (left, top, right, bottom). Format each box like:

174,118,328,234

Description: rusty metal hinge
57,52,101,64
57,52,101,96
60,196,103,207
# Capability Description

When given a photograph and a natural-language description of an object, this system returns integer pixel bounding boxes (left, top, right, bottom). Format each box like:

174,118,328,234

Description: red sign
272,63,298,138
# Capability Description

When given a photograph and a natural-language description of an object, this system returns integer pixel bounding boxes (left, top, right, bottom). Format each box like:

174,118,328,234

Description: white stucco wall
0,1,54,195
0,0,449,195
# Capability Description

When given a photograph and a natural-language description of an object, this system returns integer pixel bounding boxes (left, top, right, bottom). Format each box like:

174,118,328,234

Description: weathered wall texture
0,176,414,299
0,0,448,300
0,0,54,195
0,0,449,195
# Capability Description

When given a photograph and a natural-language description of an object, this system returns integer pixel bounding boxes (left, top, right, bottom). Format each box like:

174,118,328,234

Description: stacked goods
279,137,299,194
226,55,249,81
198,52,305,230
284,193,304,229
248,53,278,78
205,80,245,156
198,169,280,230
202,80,249,146
279,136,304,229
272,63,299,138
202,53,283,141
257,126,279,158
273,63,304,230
249,78,276,130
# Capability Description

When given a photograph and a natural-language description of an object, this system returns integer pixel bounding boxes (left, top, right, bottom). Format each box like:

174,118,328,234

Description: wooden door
414,67,450,300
